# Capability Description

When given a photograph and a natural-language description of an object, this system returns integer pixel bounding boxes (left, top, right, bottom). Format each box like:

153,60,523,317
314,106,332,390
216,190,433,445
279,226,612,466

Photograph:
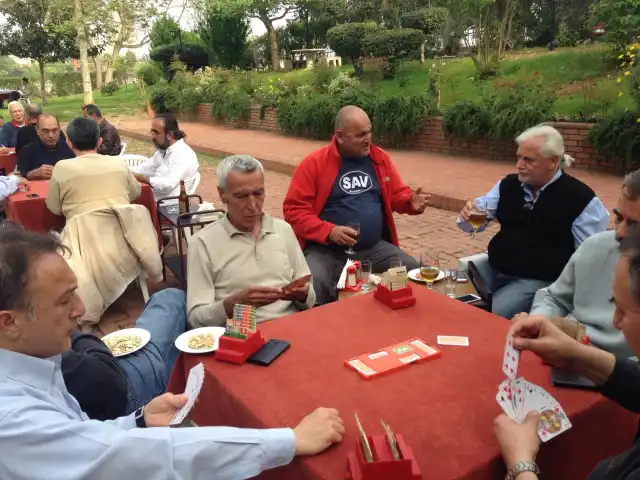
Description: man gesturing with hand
283,105,429,305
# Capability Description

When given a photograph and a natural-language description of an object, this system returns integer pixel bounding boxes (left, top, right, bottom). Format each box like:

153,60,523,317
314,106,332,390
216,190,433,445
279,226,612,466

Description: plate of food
408,268,446,284
102,328,151,357
175,327,227,354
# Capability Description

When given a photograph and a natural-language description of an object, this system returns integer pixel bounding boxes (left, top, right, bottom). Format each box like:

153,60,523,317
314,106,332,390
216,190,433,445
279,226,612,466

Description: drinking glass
360,260,372,293
345,221,360,256
445,269,458,298
468,200,488,239
420,252,441,290
389,256,402,269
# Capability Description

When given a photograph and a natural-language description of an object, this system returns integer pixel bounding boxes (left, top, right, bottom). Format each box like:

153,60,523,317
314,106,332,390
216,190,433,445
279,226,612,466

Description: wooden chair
467,260,493,312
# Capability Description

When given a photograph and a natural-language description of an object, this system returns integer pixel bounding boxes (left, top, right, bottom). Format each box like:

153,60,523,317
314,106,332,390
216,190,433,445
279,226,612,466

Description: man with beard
132,114,199,202
526,171,640,358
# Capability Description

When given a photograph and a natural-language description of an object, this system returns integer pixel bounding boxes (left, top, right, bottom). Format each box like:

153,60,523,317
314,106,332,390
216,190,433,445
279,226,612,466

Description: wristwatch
134,406,147,428
505,461,540,480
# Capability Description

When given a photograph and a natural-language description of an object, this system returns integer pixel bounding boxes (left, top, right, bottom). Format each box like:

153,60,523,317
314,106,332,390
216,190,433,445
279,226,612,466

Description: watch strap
134,406,146,428
505,461,540,480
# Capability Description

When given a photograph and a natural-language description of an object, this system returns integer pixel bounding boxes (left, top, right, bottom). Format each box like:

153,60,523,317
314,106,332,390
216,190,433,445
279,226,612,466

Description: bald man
283,105,429,305
18,113,74,180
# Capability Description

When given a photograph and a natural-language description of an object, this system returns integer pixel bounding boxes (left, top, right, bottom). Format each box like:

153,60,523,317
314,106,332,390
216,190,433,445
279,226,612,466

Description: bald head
37,113,61,149
334,105,372,158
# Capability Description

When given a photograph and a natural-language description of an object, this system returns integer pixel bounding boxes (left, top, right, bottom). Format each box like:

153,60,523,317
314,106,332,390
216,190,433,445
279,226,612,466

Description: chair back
120,142,127,155
467,260,493,311
188,171,201,195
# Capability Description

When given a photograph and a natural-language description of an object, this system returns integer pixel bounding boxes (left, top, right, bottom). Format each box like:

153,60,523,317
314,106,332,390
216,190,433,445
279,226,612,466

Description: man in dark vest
457,124,610,319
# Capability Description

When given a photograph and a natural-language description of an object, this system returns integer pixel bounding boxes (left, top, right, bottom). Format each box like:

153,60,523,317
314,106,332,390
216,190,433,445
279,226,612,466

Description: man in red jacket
283,105,429,305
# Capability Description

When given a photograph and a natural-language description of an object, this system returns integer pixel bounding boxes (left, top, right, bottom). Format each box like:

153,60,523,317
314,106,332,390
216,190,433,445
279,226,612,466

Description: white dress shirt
0,348,296,479
133,139,199,201
0,175,18,203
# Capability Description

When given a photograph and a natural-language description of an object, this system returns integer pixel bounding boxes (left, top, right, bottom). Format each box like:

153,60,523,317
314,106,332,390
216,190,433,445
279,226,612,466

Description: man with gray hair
525,172,640,358
457,124,609,319
0,100,25,150
15,103,62,153
187,155,315,327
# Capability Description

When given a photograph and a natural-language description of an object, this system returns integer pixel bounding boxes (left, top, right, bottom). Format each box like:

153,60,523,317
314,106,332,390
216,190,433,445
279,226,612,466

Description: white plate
175,327,227,354
408,268,446,284
102,328,151,357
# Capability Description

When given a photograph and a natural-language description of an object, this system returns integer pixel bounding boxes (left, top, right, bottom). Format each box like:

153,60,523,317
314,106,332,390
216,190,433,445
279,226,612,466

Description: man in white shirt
132,113,199,201
0,225,345,479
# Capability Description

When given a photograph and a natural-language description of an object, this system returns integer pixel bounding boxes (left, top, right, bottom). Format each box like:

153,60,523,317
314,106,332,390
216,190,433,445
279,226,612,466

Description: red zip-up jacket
283,136,417,249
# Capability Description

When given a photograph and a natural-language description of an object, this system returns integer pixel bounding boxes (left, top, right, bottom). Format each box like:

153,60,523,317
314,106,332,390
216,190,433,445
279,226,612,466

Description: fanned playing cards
496,334,572,442
170,362,205,425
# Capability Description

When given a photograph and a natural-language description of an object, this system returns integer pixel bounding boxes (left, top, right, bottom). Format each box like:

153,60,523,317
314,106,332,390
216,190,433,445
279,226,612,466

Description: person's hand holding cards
224,286,283,314
281,274,312,302
293,407,345,455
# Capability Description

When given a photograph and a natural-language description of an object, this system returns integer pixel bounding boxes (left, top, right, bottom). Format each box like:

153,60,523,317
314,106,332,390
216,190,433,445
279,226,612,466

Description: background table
340,276,477,301
168,287,637,480
0,152,16,176
4,180,163,248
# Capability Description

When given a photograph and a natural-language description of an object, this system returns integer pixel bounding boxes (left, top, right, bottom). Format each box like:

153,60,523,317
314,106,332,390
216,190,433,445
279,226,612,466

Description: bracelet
505,461,540,480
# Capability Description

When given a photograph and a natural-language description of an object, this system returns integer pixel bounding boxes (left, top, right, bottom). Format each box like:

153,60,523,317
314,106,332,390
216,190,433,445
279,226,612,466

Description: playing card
355,413,373,462
537,403,572,442
512,378,526,422
170,363,205,425
497,379,518,420
502,333,520,381
381,420,400,460
283,274,312,293
437,335,469,347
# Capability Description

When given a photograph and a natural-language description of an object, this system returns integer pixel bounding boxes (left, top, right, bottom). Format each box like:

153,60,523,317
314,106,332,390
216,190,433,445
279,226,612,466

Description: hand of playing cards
170,362,205,425
496,334,572,442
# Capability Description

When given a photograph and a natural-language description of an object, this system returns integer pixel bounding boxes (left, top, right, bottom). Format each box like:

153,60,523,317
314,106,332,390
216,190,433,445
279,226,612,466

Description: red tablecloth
168,287,638,480
0,152,16,175
4,180,162,248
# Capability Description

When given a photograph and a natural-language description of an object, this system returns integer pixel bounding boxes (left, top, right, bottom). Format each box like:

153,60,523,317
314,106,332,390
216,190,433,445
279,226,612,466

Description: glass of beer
468,204,488,239
345,221,360,255
420,252,440,290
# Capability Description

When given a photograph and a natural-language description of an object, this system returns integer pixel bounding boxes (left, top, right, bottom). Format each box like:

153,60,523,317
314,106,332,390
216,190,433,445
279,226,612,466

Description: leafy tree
589,0,640,53
326,22,380,73
401,7,449,61
150,14,182,48
198,10,250,69
0,0,78,103
361,28,425,76
149,42,210,79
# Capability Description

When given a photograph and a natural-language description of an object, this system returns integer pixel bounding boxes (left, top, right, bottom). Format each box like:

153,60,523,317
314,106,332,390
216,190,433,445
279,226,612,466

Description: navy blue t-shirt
319,156,384,250
17,138,74,176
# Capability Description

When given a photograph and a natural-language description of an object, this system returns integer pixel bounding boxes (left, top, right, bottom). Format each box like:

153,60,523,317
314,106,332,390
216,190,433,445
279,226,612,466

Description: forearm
27,169,47,180
188,301,228,328
567,344,616,386
134,172,150,185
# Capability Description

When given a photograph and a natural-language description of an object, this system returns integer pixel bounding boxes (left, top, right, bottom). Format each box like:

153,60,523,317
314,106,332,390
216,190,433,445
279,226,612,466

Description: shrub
149,42,210,77
137,62,164,86
362,29,425,78
371,93,434,146
588,0,640,53
311,64,339,92
277,93,336,139
442,102,491,141
149,81,177,113
588,112,640,172
101,81,119,96
328,72,360,96
327,22,380,74
401,7,449,57
557,22,580,47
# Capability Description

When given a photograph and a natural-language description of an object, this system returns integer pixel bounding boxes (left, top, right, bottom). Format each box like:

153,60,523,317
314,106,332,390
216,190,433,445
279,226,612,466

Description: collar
11,121,24,128
329,136,383,165
0,348,60,392
221,213,275,238
162,138,185,157
522,168,563,198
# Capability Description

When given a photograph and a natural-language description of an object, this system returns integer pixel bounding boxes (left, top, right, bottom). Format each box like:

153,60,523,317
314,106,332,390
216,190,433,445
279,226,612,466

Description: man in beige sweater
187,155,315,327
46,117,141,220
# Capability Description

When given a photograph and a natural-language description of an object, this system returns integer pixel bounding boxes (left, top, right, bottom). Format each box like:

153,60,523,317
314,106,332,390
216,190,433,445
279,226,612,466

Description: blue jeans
474,261,550,320
117,288,187,413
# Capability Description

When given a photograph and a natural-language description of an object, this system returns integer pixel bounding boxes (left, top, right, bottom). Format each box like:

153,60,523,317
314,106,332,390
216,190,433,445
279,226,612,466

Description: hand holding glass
345,221,360,255
468,205,488,239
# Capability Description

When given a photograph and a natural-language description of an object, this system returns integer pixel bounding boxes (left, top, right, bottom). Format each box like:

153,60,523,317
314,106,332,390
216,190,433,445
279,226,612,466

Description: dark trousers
304,240,419,306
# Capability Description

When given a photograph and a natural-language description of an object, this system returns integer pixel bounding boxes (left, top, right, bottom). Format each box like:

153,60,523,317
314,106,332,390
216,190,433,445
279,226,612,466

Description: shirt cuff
8,175,19,192
188,300,228,328
261,428,296,470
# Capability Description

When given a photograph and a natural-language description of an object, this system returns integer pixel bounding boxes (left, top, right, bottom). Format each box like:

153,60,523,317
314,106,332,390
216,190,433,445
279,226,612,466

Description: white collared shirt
133,139,199,201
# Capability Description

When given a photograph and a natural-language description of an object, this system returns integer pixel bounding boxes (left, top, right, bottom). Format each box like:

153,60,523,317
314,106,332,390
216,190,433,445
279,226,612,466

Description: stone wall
194,103,618,173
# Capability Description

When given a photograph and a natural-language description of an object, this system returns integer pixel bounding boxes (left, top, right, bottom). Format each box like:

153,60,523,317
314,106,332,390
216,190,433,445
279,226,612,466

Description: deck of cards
496,334,572,442
225,304,257,340
354,413,401,462
381,266,408,291
170,362,205,425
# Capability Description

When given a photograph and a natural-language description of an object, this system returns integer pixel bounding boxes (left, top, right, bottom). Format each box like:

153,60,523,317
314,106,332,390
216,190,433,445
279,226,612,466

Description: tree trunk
105,13,125,84
37,60,47,105
94,55,104,90
263,18,280,71
75,0,94,105
420,40,426,63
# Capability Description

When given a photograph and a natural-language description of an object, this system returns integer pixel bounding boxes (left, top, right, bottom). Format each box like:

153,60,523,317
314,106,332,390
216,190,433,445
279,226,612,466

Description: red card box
374,283,416,309
345,338,441,380
346,434,421,480
215,331,265,365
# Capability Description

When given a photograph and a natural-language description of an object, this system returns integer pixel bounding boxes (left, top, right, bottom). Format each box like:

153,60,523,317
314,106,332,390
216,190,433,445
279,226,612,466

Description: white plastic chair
120,154,149,168
120,142,127,155
188,171,201,194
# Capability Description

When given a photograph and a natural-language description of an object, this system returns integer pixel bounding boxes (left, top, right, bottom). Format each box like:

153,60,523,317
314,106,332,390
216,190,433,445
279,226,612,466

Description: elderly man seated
187,155,315,327
0,226,344,477
527,171,640,358
18,113,74,180
458,124,609,319
132,113,199,202
0,101,25,149
283,105,428,306
82,104,122,156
